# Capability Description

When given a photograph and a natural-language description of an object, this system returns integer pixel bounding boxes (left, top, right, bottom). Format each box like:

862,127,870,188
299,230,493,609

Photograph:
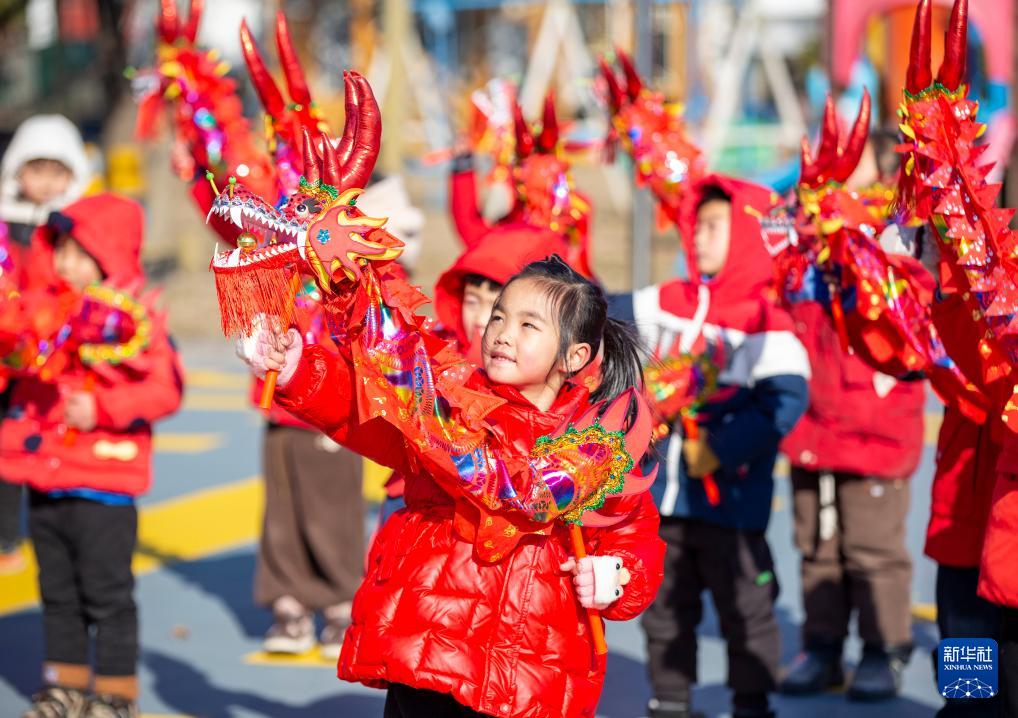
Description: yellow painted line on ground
185,369,250,390
182,392,252,412
243,650,337,668
0,477,263,616
154,433,224,454
913,602,937,623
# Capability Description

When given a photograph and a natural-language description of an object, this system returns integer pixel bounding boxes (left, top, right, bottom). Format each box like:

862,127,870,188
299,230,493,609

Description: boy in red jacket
1,194,183,718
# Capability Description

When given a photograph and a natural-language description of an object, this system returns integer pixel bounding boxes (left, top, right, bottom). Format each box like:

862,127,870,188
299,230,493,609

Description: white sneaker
262,597,315,654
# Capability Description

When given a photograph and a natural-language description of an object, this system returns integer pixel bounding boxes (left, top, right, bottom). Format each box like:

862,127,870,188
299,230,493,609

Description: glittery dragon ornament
794,87,987,422
0,280,154,392
452,92,594,276
599,50,706,226
133,0,275,201
896,0,1018,428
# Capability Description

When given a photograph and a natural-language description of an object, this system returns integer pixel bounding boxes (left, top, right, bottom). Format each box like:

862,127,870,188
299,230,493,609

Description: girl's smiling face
482,278,590,410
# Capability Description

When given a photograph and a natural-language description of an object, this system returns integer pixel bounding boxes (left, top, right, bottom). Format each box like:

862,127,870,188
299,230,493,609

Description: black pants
383,684,491,717
29,491,138,676
934,565,1000,717
642,518,780,710
0,479,23,551
1003,607,1018,718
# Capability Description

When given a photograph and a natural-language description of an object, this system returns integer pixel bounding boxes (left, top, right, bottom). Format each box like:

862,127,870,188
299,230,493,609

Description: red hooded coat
0,194,183,496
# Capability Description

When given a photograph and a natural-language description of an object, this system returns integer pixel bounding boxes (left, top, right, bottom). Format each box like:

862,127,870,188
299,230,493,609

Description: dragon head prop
452,91,593,276
208,71,402,337
598,49,705,225
133,0,275,200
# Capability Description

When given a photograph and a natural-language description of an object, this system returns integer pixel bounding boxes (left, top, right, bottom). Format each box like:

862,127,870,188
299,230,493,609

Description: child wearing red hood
609,176,810,718
1,194,183,718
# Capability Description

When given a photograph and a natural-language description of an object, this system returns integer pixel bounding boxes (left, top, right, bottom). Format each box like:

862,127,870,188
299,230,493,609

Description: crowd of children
7,0,1018,717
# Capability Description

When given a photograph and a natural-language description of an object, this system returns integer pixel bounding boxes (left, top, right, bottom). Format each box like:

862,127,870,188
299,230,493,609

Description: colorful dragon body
0,280,153,392
787,84,988,421
896,0,1018,426
599,50,706,226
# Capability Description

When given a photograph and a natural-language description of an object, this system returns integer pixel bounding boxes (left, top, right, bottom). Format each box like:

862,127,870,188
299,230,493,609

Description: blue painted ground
0,339,950,717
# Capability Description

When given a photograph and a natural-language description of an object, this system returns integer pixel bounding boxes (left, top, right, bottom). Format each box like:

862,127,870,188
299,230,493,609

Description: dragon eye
296,204,307,212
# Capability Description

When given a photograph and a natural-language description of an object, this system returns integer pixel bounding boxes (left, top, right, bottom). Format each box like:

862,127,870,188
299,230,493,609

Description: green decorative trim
298,175,339,201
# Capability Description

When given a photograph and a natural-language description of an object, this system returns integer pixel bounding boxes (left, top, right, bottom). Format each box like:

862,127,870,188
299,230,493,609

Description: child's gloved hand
683,432,720,478
246,328,302,388
560,556,631,610
64,390,97,431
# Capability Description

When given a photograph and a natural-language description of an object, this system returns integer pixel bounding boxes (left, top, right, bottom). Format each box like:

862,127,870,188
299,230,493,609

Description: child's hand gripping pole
569,523,609,656
681,414,721,506
259,271,302,410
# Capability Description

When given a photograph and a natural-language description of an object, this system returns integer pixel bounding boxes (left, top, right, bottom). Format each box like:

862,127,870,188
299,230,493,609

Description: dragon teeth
229,205,244,228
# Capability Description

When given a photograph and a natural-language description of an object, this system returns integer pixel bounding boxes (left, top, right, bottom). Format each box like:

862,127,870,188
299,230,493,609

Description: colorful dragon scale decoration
452,91,594,276
897,0,1018,425
209,70,394,337
792,86,987,421
239,11,330,197
350,265,657,560
134,0,275,201
599,49,706,226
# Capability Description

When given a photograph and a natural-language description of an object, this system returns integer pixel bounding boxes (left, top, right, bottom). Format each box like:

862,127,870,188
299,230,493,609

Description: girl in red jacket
249,255,665,717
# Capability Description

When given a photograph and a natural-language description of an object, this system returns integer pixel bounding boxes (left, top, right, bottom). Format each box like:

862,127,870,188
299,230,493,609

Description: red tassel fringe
213,265,297,337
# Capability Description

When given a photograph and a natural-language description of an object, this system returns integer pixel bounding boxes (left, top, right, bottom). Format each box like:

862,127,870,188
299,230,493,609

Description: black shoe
646,698,705,718
847,644,911,701
733,711,776,718
780,648,844,695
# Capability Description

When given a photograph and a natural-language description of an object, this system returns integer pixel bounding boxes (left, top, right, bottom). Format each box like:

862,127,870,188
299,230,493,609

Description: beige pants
254,425,365,610
791,468,913,648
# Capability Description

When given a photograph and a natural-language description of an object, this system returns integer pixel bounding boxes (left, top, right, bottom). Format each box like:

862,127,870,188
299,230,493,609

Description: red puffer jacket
0,194,183,495
278,345,665,717
782,301,925,479
925,294,1003,568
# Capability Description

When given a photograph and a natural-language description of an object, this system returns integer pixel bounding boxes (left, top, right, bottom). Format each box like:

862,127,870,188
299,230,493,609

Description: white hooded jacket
0,114,89,239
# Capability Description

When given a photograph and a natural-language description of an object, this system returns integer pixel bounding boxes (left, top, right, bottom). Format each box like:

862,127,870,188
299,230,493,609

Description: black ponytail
506,255,645,405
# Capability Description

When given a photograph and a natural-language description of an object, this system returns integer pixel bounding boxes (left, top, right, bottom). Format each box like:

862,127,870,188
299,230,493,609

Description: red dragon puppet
895,0,1018,427
598,50,706,227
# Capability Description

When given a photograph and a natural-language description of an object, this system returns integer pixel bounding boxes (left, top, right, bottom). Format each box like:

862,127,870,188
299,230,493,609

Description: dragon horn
338,72,381,190
301,129,321,184
936,0,968,90
157,0,179,43
240,19,286,118
800,135,819,185
181,0,203,44
833,88,871,182
320,132,343,186
598,57,625,112
335,71,360,166
812,95,840,182
513,100,535,158
906,0,933,93
616,48,643,101
275,10,312,107
538,91,559,153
